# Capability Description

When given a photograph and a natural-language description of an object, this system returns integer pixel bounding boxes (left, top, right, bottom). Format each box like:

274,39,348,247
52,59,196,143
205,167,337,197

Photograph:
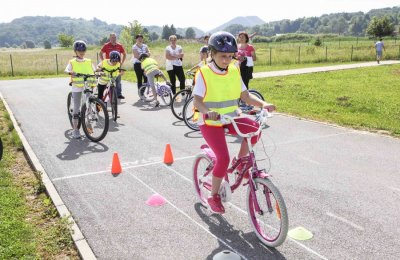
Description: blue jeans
116,75,122,96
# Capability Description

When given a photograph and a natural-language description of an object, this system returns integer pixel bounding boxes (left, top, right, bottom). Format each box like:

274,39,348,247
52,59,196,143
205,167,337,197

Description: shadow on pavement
194,203,286,260
56,129,109,160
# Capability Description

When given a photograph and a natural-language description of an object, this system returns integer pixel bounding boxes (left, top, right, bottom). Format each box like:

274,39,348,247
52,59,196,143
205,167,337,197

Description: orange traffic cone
163,144,174,165
111,152,122,175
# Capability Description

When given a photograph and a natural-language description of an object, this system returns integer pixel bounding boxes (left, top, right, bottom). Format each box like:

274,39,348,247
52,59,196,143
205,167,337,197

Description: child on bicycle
139,53,170,107
193,31,275,214
64,40,96,139
96,50,124,102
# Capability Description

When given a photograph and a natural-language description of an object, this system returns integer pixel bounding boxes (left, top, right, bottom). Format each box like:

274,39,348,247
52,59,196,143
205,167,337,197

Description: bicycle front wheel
67,92,81,129
159,89,172,106
247,177,288,247
139,85,153,102
111,87,118,121
171,89,192,120
81,97,109,142
193,153,214,206
182,96,200,131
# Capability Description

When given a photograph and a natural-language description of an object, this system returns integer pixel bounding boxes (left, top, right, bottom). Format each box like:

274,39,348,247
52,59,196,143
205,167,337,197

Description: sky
1,0,399,32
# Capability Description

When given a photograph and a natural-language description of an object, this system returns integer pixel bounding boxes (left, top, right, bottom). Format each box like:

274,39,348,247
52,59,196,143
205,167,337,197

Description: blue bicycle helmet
208,31,237,53
110,51,121,62
73,40,87,52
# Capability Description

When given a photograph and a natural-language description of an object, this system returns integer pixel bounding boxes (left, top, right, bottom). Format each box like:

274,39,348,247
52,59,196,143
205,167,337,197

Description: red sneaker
207,194,225,214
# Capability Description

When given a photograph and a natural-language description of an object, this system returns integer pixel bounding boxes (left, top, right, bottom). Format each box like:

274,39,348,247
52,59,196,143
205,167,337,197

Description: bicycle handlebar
206,109,272,138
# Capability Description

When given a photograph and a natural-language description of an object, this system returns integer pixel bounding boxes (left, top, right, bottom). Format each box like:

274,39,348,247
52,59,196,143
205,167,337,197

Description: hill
210,16,266,33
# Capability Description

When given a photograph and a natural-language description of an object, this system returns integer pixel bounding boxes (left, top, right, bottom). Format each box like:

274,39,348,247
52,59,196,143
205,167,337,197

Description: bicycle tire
193,153,213,206
159,89,172,106
111,87,118,121
67,92,81,129
182,96,200,131
139,85,154,102
171,89,192,120
246,177,288,247
238,89,265,113
81,97,109,142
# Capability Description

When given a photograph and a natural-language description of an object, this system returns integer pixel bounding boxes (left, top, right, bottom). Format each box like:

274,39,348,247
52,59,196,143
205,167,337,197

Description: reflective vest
200,64,241,127
98,59,120,85
70,58,95,87
141,57,158,75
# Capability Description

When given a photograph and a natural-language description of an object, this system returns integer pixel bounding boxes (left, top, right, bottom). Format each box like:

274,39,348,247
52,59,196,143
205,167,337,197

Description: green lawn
251,64,400,136
0,102,78,259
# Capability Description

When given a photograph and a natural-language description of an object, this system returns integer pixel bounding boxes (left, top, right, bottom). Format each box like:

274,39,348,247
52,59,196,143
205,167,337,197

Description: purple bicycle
192,110,288,247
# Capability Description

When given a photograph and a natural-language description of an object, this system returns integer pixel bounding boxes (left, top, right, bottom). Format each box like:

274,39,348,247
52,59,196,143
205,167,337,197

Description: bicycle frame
200,111,271,208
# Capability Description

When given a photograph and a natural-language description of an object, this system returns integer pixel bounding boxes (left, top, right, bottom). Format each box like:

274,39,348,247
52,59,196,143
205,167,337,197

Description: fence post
398,45,400,60
10,54,14,77
350,45,353,61
55,54,59,75
356,37,358,46
325,46,328,62
96,52,99,65
298,46,301,64
339,39,341,48
269,47,272,66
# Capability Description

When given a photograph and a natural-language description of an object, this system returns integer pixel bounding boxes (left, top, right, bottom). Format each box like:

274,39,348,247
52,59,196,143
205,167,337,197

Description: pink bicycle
192,110,288,247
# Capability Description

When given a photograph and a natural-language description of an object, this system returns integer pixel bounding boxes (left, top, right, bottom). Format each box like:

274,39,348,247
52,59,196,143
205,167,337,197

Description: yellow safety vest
98,59,120,85
200,64,241,127
141,58,158,75
70,58,95,87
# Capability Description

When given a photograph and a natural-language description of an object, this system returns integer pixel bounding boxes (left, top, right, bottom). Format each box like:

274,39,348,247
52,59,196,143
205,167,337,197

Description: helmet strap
212,59,228,71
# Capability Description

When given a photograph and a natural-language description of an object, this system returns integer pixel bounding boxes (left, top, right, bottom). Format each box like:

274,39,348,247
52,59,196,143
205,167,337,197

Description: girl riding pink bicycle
192,31,275,214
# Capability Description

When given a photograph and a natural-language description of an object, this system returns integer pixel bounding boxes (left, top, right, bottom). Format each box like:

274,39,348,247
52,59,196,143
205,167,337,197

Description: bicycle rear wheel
81,97,109,142
182,96,200,131
67,92,81,129
171,89,192,120
111,87,118,121
139,85,154,102
247,177,288,247
193,153,214,206
238,89,265,113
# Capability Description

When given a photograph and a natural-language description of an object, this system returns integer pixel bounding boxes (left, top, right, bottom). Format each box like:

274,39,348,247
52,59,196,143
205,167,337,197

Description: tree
149,32,159,41
162,25,171,40
120,20,148,48
366,16,395,37
58,33,74,47
43,40,51,49
99,36,108,46
25,40,35,48
185,27,196,39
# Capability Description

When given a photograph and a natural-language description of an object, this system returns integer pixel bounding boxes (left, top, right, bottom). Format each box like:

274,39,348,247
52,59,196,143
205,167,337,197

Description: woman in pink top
236,32,256,89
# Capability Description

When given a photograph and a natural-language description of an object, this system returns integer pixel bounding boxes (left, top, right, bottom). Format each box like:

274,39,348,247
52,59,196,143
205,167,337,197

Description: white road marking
388,186,400,194
298,155,320,165
127,171,248,260
163,164,328,260
52,155,196,182
326,212,364,231
53,154,328,259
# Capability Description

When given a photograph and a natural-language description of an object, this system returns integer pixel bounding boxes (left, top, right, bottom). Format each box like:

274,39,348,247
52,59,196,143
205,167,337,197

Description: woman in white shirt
132,34,151,95
165,35,186,95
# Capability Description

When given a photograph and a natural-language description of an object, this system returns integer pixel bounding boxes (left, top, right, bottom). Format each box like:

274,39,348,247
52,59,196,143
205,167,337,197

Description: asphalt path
1,77,399,260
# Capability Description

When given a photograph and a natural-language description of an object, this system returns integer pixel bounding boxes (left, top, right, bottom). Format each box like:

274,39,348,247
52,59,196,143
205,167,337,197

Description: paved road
1,71,399,259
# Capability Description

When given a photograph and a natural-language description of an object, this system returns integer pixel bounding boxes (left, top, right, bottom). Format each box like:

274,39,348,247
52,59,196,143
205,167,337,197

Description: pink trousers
199,117,260,178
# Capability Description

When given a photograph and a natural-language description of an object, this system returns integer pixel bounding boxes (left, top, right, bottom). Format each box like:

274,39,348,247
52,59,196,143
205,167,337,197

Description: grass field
0,101,78,259
1,37,399,77
251,64,400,137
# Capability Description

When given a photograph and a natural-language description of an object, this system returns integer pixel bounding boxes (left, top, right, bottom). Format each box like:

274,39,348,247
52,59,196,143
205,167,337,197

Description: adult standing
131,34,151,95
236,31,256,89
100,33,126,99
375,38,385,64
165,35,186,95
